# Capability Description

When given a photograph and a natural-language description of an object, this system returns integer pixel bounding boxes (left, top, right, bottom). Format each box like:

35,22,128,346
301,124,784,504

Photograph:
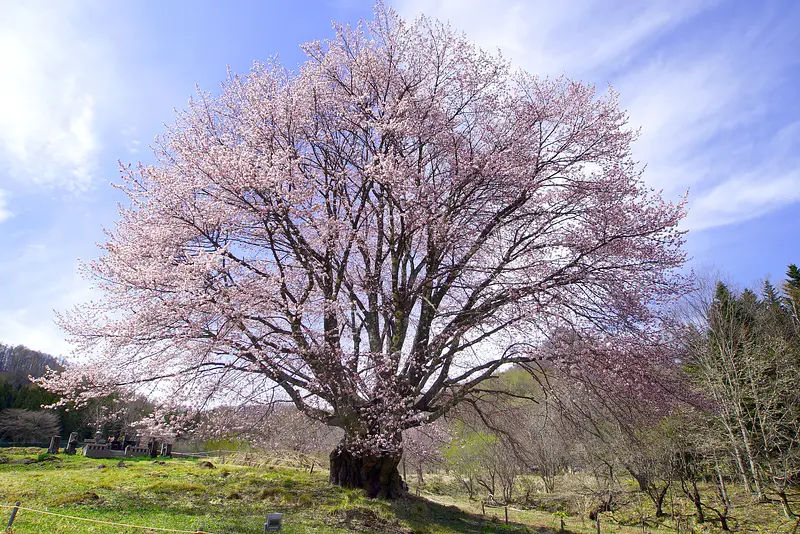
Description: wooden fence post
481,502,485,515
7,501,21,529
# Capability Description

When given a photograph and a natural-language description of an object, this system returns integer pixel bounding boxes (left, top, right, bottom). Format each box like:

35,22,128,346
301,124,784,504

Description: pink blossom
44,4,688,458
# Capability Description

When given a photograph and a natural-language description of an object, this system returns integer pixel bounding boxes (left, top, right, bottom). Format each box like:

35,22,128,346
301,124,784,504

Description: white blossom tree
42,5,687,497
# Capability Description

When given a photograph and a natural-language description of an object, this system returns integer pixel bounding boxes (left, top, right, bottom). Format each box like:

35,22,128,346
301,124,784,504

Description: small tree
402,421,449,484
670,414,733,531
517,413,572,493
444,426,494,500
617,420,676,517
44,4,687,498
0,409,61,444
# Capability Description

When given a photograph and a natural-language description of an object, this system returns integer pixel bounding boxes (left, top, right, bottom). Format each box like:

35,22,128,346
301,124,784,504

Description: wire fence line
1,503,212,533
169,450,229,458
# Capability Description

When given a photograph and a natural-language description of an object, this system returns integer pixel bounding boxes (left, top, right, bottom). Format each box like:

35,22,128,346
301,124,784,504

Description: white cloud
395,0,714,77
0,190,11,222
0,309,68,357
392,0,799,231
0,2,108,191
121,127,143,155
685,171,800,231
0,250,98,358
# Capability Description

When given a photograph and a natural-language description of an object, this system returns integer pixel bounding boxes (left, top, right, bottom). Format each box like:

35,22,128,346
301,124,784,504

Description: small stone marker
65,432,79,455
148,439,160,458
47,436,60,454
264,513,283,532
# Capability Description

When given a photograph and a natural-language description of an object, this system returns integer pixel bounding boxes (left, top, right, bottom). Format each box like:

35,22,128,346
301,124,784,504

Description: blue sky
0,0,798,356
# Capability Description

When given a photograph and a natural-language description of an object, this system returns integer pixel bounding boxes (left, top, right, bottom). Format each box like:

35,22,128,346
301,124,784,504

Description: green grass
2,448,787,533
0,449,550,534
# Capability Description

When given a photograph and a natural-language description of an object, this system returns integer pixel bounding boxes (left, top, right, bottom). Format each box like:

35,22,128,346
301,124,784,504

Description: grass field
0,448,789,533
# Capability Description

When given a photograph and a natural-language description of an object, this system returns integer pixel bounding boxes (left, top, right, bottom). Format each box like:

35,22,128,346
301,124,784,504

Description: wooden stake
7,501,21,529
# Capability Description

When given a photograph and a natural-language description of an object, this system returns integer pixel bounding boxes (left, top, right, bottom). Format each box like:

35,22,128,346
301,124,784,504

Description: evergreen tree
762,280,782,306
784,264,800,330
786,264,800,290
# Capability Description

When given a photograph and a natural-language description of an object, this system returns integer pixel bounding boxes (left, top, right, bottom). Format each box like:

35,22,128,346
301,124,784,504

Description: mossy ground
0,448,791,533
0,449,541,534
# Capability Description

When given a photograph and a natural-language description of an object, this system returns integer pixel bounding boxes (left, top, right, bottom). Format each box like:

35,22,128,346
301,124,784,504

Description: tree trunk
736,415,765,500
329,446,404,499
714,459,730,508
777,490,795,518
690,482,704,523
650,484,669,517
732,446,752,493
625,465,649,492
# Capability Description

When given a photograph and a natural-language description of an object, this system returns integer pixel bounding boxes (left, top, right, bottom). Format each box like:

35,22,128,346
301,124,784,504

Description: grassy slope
0,448,764,534
0,449,541,534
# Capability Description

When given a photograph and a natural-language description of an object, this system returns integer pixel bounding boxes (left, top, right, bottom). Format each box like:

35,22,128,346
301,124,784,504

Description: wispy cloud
395,0,715,77
393,0,800,232
0,240,98,356
0,2,110,191
686,171,800,231
0,190,11,222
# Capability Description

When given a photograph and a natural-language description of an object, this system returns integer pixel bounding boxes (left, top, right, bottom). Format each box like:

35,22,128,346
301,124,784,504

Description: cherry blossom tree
195,404,341,459
44,5,687,498
402,420,450,484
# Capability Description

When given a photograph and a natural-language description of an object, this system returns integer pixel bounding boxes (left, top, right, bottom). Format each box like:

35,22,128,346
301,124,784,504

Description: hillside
0,343,64,387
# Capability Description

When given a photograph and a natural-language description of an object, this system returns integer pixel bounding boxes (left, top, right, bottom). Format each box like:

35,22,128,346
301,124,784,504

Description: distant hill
0,343,65,388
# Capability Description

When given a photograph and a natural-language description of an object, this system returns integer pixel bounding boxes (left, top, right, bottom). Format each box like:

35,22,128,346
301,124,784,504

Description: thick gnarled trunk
329,446,405,499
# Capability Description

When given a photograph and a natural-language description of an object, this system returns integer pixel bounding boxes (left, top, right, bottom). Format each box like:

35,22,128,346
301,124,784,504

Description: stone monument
64,432,79,455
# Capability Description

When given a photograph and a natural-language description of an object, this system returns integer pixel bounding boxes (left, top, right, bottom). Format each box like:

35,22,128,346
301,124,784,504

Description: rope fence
2,503,212,533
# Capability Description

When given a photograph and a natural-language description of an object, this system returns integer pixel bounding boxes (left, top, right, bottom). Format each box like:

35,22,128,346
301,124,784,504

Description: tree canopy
43,5,687,497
